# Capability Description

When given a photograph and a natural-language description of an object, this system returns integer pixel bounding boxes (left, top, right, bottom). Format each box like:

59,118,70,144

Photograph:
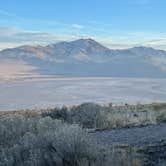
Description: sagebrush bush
0,115,99,166
42,102,166,129
0,113,143,166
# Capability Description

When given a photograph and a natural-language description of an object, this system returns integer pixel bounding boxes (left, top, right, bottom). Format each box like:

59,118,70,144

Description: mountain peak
74,38,96,43
69,38,109,50
48,38,98,48
48,38,109,51
70,38,100,45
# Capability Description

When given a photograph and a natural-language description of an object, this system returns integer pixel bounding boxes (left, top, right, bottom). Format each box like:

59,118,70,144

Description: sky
0,0,166,50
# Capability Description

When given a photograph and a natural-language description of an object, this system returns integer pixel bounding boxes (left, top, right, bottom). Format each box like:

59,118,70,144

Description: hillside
1,39,166,78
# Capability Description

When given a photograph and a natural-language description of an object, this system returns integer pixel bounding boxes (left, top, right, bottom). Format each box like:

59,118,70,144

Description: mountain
47,38,111,61
1,38,166,79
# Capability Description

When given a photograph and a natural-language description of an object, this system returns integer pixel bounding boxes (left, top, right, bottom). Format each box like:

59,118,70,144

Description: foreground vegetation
0,115,140,166
41,102,166,129
1,102,166,166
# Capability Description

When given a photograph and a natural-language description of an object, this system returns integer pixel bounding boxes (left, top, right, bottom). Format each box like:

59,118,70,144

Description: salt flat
0,77,166,111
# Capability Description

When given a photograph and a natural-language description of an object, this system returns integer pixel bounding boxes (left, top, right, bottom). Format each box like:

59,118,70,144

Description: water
0,77,166,111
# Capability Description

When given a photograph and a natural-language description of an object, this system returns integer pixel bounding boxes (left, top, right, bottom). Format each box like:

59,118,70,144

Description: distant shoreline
1,75,166,83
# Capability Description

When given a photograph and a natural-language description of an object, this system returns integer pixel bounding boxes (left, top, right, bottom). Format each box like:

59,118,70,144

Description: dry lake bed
1,77,166,111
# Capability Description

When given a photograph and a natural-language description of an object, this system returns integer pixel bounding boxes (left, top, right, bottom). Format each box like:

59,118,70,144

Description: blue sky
0,0,166,50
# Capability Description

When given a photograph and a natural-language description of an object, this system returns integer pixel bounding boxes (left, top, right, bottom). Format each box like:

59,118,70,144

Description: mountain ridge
0,38,166,78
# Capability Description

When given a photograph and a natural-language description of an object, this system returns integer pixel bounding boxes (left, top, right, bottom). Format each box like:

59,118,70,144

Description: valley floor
1,77,166,111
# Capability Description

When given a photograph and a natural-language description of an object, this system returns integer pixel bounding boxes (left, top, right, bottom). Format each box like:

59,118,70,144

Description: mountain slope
1,38,166,78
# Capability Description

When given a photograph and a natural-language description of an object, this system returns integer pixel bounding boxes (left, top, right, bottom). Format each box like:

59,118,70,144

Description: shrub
0,115,98,166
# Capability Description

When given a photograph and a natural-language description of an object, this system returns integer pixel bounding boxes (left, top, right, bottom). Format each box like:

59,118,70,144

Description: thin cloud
72,24,84,29
0,27,21,36
1,26,166,51
0,26,78,50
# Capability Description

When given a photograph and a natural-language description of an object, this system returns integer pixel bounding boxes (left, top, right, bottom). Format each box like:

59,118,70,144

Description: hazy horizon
1,0,166,50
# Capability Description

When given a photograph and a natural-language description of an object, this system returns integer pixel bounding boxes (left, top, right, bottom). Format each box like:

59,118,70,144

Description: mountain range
1,38,166,78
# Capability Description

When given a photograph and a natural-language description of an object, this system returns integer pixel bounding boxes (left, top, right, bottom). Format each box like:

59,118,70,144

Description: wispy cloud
1,25,166,51
0,27,23,38
0,26,79,50
72,24,84,29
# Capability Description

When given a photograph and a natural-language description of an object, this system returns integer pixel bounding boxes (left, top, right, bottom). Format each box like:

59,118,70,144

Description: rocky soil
91,123,166,166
